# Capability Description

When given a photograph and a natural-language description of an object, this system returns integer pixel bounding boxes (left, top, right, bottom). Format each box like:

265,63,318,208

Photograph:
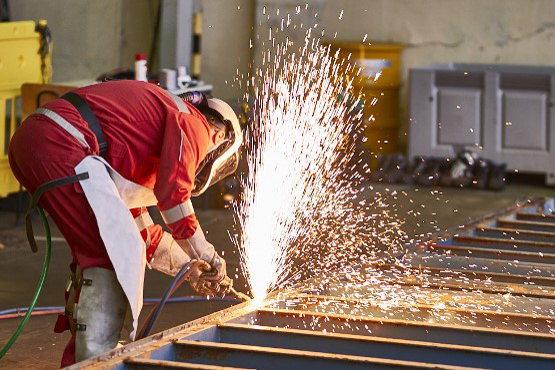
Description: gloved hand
176,225,230,285
149,230,231,297
185,260,232,298
205,275,233,298
197,255,231,298
150,232,191,276
201,252,227,284
183,259,215,296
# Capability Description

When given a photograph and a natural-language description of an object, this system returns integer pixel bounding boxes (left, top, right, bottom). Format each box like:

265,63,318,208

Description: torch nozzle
228,286,252,302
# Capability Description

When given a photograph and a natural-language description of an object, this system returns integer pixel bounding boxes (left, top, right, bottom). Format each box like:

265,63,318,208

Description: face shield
192,98,242,197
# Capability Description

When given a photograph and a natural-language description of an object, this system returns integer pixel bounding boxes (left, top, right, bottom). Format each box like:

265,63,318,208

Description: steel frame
71,197,555,370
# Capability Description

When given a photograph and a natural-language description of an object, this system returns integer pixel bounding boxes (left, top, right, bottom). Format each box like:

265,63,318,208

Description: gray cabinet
408,63,555,185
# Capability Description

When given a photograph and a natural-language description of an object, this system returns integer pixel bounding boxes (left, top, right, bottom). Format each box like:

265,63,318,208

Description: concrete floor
0,181,554,368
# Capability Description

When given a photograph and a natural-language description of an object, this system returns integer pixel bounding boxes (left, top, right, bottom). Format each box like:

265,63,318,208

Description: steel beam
124,358,253,369
384,263,555,288
452,235,555,252
253,308,555,354
406,253,555,277
323,273,555,299
497,219,555,233
269,294,555,333
316,280,555,314
476,227,555,243
517,212,555,224
430,243,555,265
172,339,478,370
360,264,555,297
216,323,555,370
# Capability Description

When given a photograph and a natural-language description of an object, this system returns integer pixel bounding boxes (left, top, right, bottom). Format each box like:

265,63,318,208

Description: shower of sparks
233,29,406,301
227,7,555,337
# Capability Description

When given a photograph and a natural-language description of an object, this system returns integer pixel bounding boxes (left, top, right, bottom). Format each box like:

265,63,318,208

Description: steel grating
72,197,555,370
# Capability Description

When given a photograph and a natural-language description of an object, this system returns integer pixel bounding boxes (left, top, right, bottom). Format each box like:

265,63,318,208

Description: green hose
0,206,51,359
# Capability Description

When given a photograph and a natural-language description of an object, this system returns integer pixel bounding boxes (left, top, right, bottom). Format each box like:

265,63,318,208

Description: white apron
75,155,157,339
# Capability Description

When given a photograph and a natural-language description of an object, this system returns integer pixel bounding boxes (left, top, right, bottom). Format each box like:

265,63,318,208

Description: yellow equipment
0,20,52,197
328,42,403,167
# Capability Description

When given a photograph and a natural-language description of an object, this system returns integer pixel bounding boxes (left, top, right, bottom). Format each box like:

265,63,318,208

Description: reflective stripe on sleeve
35,108,91,149
179,130,184,162
134,212,154,232
165,91,190,114
160,200,194,225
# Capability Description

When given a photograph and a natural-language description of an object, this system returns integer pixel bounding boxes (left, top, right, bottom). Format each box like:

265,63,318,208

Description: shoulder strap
62,92,108,158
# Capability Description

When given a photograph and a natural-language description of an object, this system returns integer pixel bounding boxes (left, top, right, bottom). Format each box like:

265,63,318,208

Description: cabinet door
501,90,547,151
437,87,482,147
482,73,555,184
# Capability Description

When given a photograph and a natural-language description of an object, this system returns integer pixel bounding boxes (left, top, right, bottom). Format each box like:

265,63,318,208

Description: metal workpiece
72,197,555,370
475,227,555,243
251,308,555,354
267,293,555,334
497,219,555,233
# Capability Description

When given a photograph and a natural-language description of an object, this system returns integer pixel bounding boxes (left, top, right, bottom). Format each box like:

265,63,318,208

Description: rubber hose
136,260,196,339
0,206,51,359
0,296,241,320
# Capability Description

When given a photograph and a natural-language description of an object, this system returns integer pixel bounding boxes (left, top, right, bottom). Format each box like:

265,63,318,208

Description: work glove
149,230,230,297
184,259,217,296
176,225,229,284
201,252,228,284
206,275,233,298
186,260,232,298
149,232,191,276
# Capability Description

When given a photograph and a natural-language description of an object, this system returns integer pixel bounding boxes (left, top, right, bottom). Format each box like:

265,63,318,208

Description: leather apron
75,155,157,339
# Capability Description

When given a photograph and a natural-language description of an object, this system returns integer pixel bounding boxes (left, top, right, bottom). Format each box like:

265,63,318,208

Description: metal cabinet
408,63,555,185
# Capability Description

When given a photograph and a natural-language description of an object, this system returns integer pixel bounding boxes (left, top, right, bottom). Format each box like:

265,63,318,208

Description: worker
8,80,242,366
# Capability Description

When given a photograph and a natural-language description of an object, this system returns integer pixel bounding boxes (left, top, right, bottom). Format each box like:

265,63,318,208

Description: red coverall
8,80,211,366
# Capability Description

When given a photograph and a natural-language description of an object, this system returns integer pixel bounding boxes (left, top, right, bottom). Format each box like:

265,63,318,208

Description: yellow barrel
327,42,403,166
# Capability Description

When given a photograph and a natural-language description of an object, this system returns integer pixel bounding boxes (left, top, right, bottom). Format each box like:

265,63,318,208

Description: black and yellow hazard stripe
191,11,202,80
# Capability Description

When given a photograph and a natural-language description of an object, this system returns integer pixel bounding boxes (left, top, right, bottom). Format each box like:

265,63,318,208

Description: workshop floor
1,181,554,369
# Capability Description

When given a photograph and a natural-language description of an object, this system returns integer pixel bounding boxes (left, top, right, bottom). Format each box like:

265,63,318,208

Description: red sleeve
154,108,210,239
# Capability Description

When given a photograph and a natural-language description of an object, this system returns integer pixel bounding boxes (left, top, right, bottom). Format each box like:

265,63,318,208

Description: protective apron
75,155,157,339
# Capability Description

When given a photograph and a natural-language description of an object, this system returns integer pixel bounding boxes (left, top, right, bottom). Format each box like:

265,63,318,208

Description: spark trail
234,32,406,301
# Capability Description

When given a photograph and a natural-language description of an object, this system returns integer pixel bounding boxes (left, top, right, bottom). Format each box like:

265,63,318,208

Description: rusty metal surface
70,197,555,370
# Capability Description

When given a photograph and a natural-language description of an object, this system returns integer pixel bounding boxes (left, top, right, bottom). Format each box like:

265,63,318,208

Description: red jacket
41,80,209,241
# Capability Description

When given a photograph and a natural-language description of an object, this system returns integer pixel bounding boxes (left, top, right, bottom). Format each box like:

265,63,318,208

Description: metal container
328,43,404,161
408,63,555,185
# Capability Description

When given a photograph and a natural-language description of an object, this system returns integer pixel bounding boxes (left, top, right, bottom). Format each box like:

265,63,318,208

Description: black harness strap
61,92,108,158
25,172,90,253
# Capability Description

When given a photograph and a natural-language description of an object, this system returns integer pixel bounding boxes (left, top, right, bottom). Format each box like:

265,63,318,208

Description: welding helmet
192,98,242,197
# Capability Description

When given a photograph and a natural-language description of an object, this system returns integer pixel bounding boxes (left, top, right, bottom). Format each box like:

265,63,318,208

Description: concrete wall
9,0,159,83
9,0,254,101
253,0,555,148
201,0,255,101
121,0,161,73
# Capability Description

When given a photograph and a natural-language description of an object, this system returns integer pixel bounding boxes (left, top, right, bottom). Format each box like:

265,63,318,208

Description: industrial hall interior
1,0,555,369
